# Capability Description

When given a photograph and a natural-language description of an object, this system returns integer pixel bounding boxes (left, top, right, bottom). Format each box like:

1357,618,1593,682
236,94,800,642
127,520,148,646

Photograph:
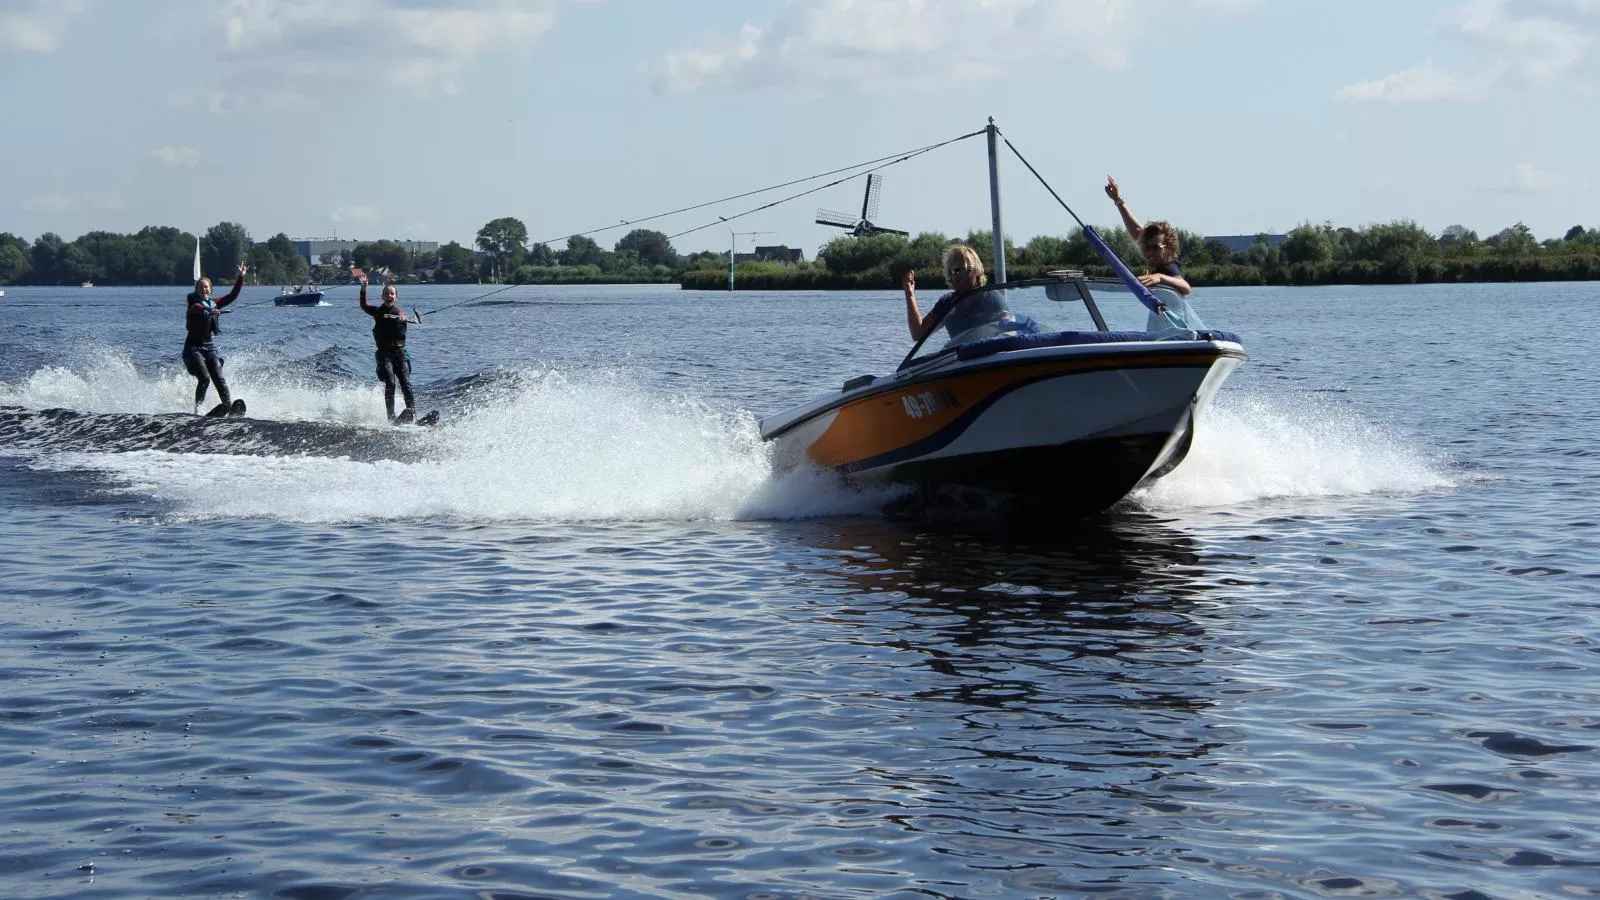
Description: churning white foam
46,369,895,523
14,355,1454,522
1133,393,1457,510
0,346,386,423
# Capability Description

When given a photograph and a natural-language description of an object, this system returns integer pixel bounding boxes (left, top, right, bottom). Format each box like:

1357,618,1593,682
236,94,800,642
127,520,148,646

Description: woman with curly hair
1105,176,1191,296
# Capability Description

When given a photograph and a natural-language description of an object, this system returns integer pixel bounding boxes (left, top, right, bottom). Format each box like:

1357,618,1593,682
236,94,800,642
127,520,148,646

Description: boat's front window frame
897,273,1110,371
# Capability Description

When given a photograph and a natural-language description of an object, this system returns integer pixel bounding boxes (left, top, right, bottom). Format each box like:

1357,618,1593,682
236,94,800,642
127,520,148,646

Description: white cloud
0,0,86,52
1450,0,1592,82
650,0,1246,94
148,146,203,168
330,205,383,225
211,0,566,109
1504,161,1556,192
1333,61,1492,104
1334,0,1596,104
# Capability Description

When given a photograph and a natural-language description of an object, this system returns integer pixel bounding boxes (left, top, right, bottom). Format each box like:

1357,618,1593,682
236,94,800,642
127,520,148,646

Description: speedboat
760,273,1245,514
759,119,1245,517
274,286,326,307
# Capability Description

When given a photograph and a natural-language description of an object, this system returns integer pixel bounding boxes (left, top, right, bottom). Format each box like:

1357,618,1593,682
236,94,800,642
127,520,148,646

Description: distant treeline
6,217,1597,289
683,221,1600,290
0,218,720,287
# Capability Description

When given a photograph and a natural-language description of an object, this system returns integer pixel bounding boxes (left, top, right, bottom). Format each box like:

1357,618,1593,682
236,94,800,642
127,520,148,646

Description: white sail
192,237,201,281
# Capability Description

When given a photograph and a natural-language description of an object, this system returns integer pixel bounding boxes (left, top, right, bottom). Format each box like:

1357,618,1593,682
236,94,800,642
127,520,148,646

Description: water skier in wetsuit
183,262,247,413
358,275,421,422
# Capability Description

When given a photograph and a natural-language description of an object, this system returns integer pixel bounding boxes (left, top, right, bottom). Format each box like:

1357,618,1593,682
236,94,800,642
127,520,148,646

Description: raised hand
902,268,916,295
1104,176,1122,204
236,262,249,278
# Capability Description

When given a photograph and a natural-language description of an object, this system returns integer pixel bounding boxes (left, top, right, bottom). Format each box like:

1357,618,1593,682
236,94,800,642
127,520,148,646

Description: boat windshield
903,276,1212,366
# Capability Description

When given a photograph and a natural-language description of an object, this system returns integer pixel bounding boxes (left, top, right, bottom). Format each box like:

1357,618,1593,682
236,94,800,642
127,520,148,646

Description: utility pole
727,227,776,291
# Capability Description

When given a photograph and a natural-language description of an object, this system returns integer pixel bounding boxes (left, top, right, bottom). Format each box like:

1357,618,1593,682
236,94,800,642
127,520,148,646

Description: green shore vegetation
3,218,1596,289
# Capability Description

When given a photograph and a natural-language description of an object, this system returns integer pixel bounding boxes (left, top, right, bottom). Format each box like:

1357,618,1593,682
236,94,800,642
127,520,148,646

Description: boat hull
274,292,326,307
762,342,1244,515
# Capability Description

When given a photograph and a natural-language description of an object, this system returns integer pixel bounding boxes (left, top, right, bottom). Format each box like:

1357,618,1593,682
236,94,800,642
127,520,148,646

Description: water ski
204,399,247,418
392,409,439,427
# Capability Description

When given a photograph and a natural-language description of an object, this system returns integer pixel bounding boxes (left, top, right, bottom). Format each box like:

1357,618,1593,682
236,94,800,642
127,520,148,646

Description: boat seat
954,329,1243,362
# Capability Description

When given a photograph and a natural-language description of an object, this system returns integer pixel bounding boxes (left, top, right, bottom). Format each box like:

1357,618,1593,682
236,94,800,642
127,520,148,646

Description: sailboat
193,237,201,283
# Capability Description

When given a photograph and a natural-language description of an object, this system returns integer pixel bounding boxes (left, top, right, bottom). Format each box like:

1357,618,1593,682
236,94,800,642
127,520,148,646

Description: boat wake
1,358,894,523
2,355,1451,524
1131,393,1457,511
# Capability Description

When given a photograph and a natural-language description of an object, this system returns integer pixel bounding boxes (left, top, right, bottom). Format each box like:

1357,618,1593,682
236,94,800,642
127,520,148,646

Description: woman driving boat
902,243,1036,345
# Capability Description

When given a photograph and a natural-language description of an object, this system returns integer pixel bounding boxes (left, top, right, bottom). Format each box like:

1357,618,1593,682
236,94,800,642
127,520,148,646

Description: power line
531,128,986,249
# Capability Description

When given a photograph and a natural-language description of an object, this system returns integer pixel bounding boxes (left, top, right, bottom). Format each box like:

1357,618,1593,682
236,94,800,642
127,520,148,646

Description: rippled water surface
1,282,1596,898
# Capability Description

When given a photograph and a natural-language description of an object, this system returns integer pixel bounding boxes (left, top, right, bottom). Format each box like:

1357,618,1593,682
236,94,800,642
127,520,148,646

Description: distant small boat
81,281,95,288
275,285,326,307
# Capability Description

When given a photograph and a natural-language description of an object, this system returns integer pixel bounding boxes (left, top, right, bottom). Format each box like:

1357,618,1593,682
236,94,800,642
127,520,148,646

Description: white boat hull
762,340,1245,514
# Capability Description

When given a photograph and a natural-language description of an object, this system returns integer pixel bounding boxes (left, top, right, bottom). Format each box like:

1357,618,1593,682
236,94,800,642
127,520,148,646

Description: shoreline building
292,239,440,266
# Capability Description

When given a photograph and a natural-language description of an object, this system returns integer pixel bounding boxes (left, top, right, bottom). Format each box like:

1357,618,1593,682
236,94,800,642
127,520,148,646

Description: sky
2,0,1596,257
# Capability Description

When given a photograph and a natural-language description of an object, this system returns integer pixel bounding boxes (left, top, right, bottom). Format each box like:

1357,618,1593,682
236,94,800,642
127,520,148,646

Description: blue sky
2,0,1595,257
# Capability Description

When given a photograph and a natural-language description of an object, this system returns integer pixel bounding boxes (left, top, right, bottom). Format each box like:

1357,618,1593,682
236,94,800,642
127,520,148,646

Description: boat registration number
901,389,960,419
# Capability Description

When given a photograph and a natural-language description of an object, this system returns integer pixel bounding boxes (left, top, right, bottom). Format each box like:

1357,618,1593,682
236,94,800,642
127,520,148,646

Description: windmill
815,173,908,237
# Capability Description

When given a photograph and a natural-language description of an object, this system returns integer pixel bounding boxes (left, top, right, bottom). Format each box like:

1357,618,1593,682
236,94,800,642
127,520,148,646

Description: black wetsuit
182,276,243,409
360,292,415,420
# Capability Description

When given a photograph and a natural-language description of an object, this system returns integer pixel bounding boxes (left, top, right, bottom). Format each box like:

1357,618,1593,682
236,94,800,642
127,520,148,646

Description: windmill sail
192,237,201,281
815,173,907,237
861,173,882,222
815,209,857,228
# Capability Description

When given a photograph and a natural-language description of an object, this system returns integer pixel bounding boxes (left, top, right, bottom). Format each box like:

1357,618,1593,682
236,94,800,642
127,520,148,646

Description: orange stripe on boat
805,352,1218,468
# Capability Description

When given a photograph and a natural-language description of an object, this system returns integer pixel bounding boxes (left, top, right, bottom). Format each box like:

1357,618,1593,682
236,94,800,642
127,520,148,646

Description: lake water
1,281,1596,899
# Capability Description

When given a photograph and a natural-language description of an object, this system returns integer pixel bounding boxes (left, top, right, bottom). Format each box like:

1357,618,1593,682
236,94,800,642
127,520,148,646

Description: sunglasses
948,265,974,274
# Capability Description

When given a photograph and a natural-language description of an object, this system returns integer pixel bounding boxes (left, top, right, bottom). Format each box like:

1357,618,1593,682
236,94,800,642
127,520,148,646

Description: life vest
372,306,407,348
185,293,220,343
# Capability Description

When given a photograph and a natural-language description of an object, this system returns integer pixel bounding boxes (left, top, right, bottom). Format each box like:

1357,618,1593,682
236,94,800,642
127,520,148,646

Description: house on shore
734,245,806,264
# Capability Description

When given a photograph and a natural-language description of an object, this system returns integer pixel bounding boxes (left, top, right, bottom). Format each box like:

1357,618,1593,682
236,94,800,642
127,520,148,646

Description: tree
61,243,97,284
528,242,556,266
1176,228,1209,266
1439,224,1478,251
1491,221,1539,257
202,222,251,277
1564,225,1586,243
436,241,476,283
1281,222,1333,265
558,234,603,267
0,233,31,284
1019,235,1067,266
476,217,528,277
1353,220,1436,263
820,233,907,275
354,239,413,272
614,229,677,268
960,229,1017,273
30,233,67,284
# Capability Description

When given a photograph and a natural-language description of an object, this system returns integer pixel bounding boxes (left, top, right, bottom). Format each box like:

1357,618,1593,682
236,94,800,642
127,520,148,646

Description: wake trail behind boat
20,368,896,524
1132,393,1457,511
